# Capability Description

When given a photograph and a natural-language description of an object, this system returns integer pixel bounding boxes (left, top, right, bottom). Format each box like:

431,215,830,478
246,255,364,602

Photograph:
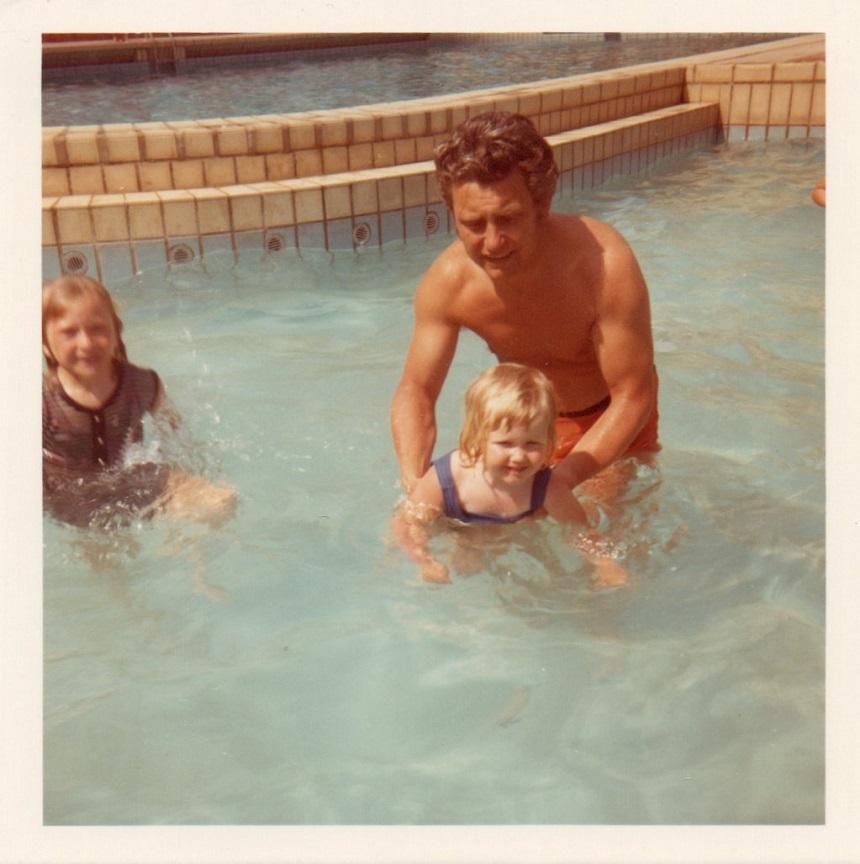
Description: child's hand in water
590,557,628,588
421,559,451,584
565,525,629,588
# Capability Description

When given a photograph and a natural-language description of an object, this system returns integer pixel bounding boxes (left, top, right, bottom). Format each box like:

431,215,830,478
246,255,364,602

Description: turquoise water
41,33,788,126
43,138,825,824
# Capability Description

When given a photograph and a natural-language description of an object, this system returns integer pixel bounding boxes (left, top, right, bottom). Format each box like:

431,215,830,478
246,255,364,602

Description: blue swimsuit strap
433,452,468,521
432,452,552,524
529,465,552,511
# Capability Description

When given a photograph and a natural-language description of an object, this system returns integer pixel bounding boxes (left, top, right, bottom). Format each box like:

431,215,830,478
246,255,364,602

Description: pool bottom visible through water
43,138,824,825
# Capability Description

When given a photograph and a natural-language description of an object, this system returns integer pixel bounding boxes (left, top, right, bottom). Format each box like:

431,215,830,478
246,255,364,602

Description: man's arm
554,226,656,489
390,468,449,582
390,259,461,492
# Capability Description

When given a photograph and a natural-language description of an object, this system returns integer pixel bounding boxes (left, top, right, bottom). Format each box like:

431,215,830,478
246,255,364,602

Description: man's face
450,171,547,281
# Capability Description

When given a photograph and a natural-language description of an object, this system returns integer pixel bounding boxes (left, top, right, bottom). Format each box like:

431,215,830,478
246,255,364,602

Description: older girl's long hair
458,363,558,467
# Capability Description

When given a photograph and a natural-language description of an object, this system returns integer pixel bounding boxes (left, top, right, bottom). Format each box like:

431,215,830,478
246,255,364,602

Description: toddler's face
44,298,119,381
482,418,549,486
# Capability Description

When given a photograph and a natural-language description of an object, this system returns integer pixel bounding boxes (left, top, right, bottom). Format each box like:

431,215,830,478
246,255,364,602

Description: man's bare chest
455,285,596,364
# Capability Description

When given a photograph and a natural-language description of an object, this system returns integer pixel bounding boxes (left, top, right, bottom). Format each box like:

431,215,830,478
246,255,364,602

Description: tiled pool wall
41,35,824,284
686,60,825,143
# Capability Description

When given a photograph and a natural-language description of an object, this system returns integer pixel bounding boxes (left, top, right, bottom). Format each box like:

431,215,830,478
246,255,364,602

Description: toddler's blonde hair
459,363,558,466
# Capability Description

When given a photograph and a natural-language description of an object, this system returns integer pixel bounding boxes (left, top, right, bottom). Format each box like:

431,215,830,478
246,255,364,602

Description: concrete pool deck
41,33,824,282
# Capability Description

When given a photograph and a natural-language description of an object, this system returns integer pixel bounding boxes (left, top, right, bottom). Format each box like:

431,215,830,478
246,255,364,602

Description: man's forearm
553,448,600,490
554,393,652,488
391,382,438,492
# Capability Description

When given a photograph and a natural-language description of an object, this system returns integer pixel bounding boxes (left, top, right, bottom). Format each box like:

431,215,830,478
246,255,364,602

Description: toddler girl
42,274,235,529
394,363,626,585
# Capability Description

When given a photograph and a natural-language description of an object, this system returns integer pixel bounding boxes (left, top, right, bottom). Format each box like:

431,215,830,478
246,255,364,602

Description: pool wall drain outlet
352,222,372,247
265,232,287,253
168,243,195,265
423,212,440,235
61,250,89,274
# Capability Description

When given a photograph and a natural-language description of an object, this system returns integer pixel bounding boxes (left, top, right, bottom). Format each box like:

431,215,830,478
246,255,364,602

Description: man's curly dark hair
434,111,559,209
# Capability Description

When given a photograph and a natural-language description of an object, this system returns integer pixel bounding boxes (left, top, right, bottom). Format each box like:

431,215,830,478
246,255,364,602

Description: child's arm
151,378,182,432
149,376,238,526
543,474,628,587
391,468,450,583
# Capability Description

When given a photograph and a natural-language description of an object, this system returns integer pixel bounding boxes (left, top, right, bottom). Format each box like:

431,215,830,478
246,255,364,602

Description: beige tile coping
41,40,824,207
44,102,719,247
41,53,702,174
40,81,687,197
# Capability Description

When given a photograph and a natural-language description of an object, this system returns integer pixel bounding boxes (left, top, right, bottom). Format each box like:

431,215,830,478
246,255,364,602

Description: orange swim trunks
550,378,661,465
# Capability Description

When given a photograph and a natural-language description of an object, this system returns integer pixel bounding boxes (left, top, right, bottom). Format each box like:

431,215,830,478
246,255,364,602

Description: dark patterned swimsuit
42,362,170,527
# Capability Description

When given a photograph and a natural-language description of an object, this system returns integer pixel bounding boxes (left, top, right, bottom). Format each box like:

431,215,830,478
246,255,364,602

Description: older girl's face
44,297,119,383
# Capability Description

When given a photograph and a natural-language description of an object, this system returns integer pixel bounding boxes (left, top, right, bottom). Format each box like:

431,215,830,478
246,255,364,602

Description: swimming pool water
42,33,789,126
43,138,825,825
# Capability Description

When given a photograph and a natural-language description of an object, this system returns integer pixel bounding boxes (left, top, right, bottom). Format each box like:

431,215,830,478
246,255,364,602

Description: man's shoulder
551,212,635,270
433,237,472,274
417,240,473,299
549,211,620,242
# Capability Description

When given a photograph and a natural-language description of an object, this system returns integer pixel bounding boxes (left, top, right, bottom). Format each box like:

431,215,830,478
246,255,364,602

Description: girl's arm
391,468,450,583
151,378,182,431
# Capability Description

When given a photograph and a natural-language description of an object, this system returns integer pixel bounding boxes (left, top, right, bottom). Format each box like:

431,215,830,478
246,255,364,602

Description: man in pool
391,111,660,494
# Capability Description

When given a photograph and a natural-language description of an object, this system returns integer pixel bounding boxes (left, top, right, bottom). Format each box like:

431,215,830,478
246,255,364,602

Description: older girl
42,274,235,529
